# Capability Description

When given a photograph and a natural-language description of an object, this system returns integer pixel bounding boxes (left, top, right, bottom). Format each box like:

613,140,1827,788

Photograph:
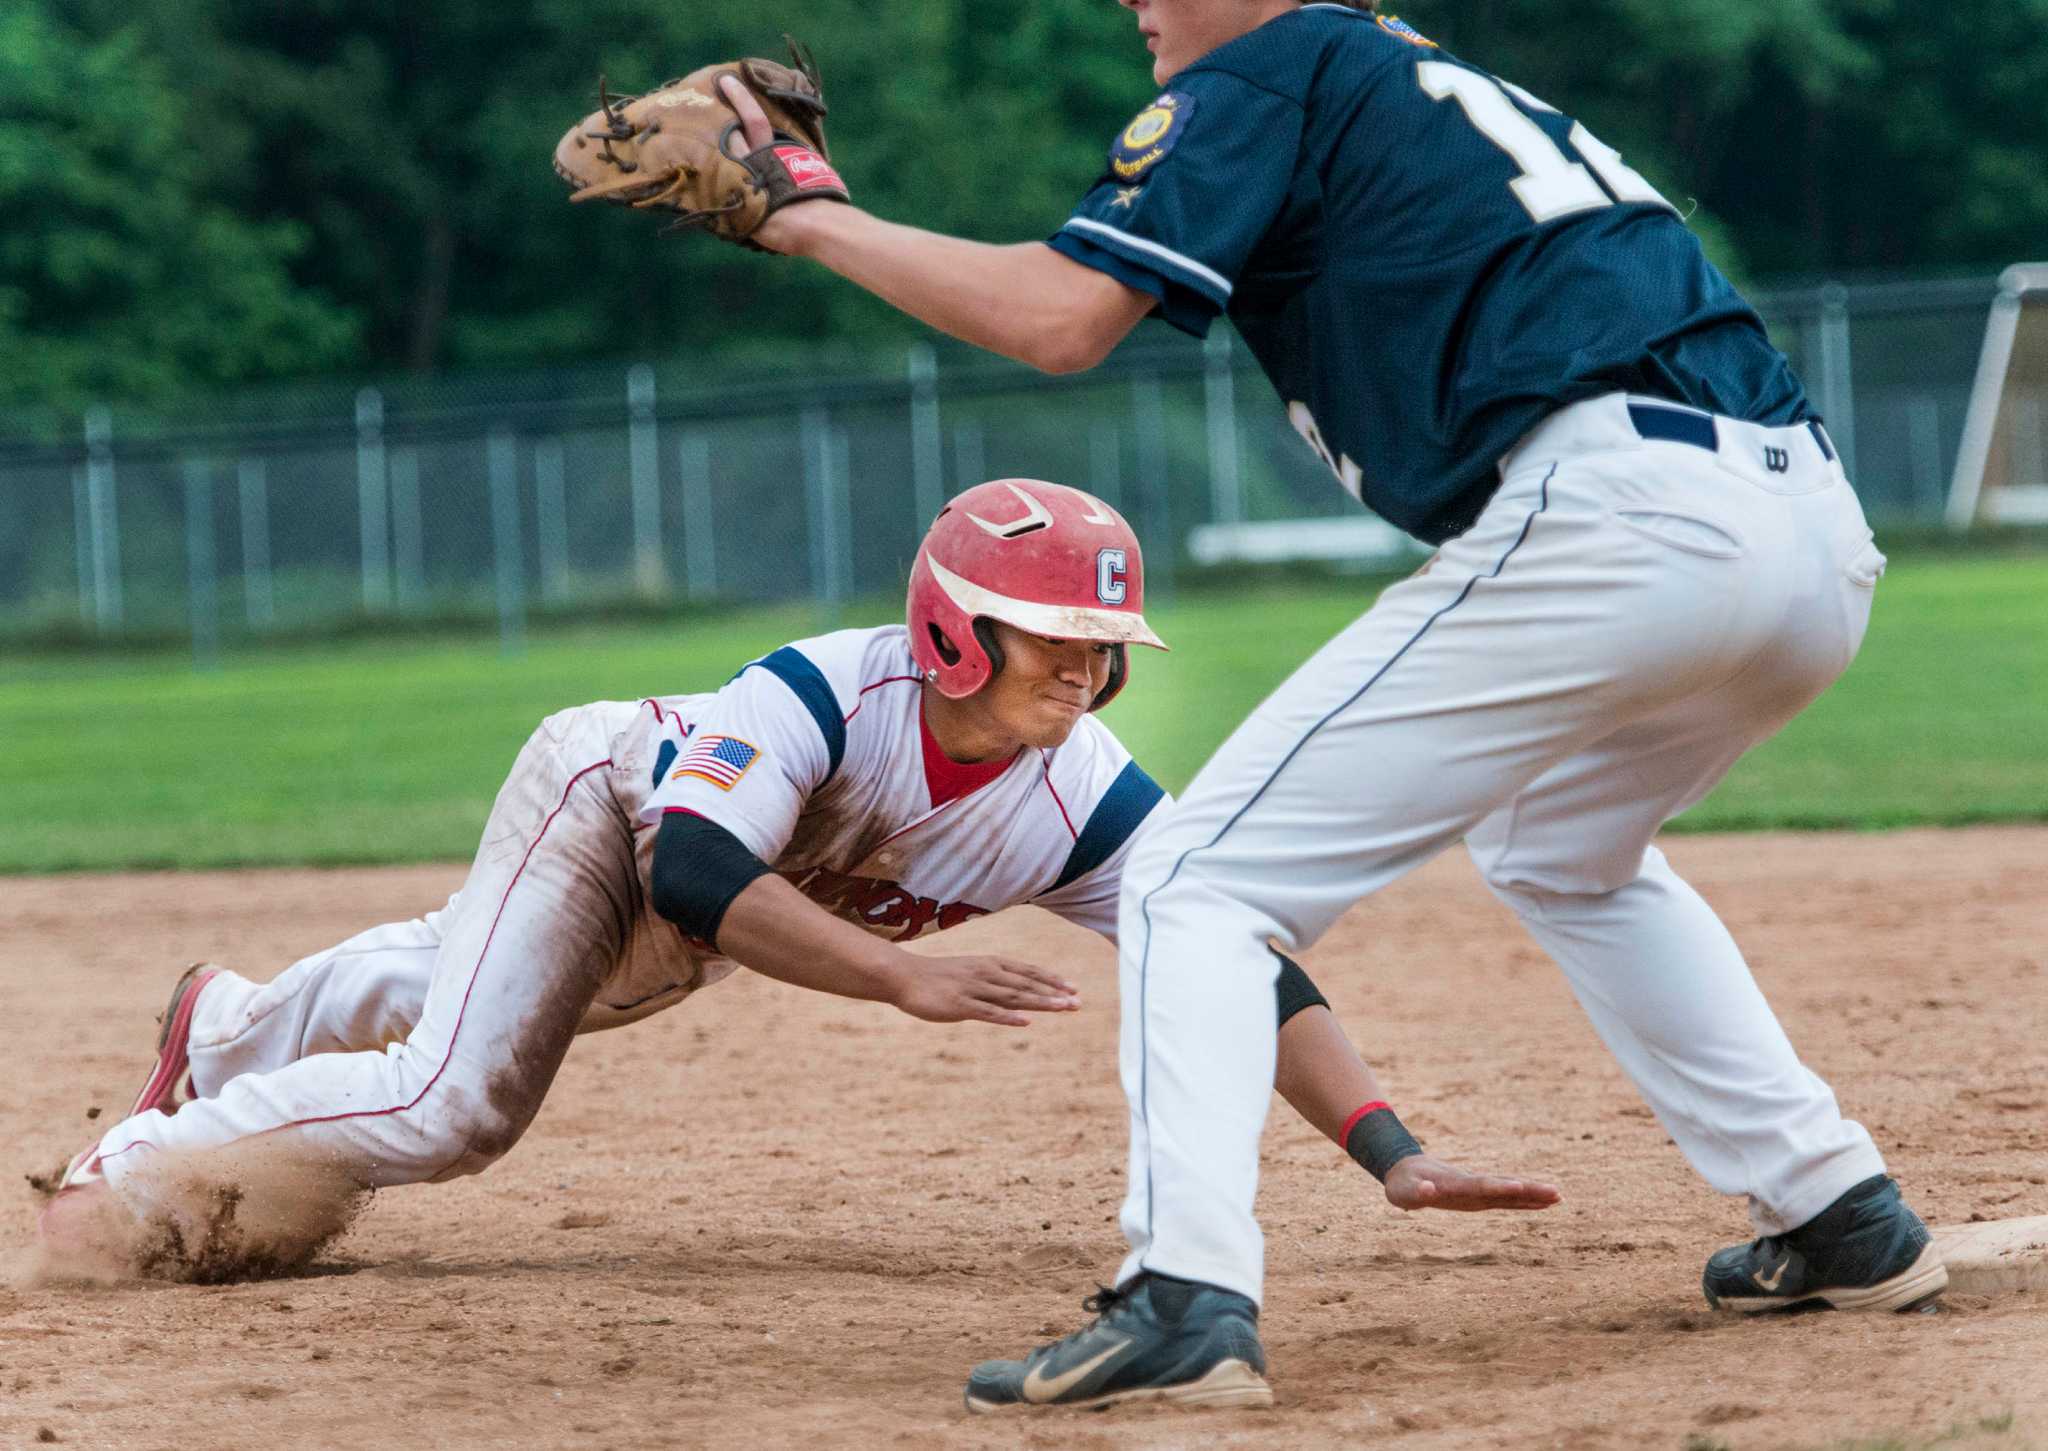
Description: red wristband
1339,1100,1391,1143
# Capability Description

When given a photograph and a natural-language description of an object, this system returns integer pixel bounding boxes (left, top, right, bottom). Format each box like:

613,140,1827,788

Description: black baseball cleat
1703,1174,1948,1314
964,1272,1272,1414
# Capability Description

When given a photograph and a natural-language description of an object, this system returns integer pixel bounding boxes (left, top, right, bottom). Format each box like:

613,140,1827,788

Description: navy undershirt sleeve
1273,950,1330,1028
651,811,776,946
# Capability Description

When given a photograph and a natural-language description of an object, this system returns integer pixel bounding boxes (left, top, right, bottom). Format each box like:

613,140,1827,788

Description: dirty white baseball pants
90,703,689,1196
1116,393,1890,1304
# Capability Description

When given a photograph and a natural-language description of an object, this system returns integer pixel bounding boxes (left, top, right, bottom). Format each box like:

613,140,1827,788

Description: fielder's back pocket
1843,538,1886,588
1612,507,1746,560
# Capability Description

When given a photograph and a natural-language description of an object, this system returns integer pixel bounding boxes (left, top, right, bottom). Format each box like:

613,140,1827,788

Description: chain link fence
0,273,2010,651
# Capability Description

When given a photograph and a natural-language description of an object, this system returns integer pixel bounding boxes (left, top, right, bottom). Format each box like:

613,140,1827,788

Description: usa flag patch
1376,14,1438,46
671,735,761,790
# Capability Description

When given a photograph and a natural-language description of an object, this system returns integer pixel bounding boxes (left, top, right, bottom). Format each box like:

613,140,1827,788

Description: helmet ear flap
1090,644,1129,711
927,622,962,667
970,617,1006,680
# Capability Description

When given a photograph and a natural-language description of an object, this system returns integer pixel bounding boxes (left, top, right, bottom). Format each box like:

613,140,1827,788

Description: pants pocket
1613,508,1746,560
1844,538,1887,588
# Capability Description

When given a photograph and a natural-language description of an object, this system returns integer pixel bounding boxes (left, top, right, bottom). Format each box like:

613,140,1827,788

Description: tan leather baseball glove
553,38,848,244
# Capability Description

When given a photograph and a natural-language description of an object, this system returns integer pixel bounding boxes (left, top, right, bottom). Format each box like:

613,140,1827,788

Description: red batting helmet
906,479,1166,710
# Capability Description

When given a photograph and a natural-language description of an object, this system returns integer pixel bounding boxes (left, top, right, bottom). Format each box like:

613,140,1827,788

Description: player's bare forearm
766,205,1153,375
717,873,906,1001
716,873,1080,1027
1274,1005,1385,1144
1276,1006,1561,1212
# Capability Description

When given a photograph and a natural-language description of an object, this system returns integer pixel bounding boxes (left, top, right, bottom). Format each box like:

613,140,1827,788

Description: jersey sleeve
1049,68,1304,336
638,652,841,864
1032,760,1171,941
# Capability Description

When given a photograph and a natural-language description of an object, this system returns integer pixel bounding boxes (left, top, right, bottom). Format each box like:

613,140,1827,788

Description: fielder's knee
1484,875,1578,926
1476,845,1658,906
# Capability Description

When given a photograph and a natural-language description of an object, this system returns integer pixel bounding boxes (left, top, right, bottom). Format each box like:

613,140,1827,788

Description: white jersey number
1288,401,1365,501
1416,63,1675,224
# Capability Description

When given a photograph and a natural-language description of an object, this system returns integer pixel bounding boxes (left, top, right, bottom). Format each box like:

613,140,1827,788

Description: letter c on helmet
1096,548,1129,605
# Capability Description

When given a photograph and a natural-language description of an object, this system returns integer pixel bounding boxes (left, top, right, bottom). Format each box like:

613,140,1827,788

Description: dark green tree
0,6,356,418
1404,0,2048,277
5,0,2041,418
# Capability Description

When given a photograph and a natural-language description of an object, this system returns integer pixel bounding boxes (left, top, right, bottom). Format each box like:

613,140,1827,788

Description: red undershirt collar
919,707,1018,807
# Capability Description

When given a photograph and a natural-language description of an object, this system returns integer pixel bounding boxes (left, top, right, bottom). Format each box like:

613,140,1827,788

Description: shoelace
1023,1283,1127,1357
1079,1283,1127,1317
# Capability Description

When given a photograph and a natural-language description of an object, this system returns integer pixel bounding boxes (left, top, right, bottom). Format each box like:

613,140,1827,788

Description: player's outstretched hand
1382,1154,1562,1213
891,955,1082,1028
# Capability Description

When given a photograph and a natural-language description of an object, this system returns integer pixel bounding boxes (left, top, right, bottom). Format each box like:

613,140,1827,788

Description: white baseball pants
1116,393,1890,1304
90,703,709,1197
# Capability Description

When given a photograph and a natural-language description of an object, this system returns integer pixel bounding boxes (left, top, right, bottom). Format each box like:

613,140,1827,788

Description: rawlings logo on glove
552,36,850,246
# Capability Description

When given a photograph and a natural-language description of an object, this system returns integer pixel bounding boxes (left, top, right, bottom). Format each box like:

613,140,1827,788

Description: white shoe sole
1716,1240,1950,1314
965,1357,1272,1414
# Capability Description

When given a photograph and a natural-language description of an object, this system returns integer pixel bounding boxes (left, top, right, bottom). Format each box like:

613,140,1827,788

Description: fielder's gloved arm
553,39,849,248
651,809,775,946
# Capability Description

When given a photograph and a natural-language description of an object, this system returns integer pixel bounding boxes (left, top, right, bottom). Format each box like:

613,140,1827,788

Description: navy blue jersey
1049,4,1810,544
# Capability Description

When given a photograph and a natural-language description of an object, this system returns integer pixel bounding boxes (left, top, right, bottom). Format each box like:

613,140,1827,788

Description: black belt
1627,401,1836,463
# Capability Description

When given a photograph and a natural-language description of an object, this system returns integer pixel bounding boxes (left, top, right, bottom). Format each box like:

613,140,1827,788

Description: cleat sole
964,1357,1272,1415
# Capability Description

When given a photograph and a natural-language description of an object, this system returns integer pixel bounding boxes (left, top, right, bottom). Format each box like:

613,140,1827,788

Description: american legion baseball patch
1111,91,1196,181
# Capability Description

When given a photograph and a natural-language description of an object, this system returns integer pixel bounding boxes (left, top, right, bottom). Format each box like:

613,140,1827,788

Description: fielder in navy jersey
728,0,1943,1413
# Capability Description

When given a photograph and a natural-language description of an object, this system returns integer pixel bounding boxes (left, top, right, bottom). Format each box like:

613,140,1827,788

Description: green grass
1805,1411,2025,1450
1687,1410,2025,1451
0,556,2042,872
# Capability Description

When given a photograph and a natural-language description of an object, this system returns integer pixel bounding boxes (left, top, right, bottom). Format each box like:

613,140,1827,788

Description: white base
1931,1215,2048,1296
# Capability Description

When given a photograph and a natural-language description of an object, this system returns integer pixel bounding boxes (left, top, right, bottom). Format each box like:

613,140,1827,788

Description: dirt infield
5,827,2044,1450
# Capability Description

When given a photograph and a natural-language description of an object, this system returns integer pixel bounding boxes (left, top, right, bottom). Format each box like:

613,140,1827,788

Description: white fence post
803,407,850,608
355,388,390,612
182,459,219,668
908,343,943,529
1131,373,1171,594
627,364,665,595
679,432,715,602
70,466,91,625
237,457,274,629
83,405,121,629
1906,397,1945,517
487,427,525,654
389,446,424,611
1816,283,1856,479
828,426,852,605
1204,329,1242,526
533,437,568,604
